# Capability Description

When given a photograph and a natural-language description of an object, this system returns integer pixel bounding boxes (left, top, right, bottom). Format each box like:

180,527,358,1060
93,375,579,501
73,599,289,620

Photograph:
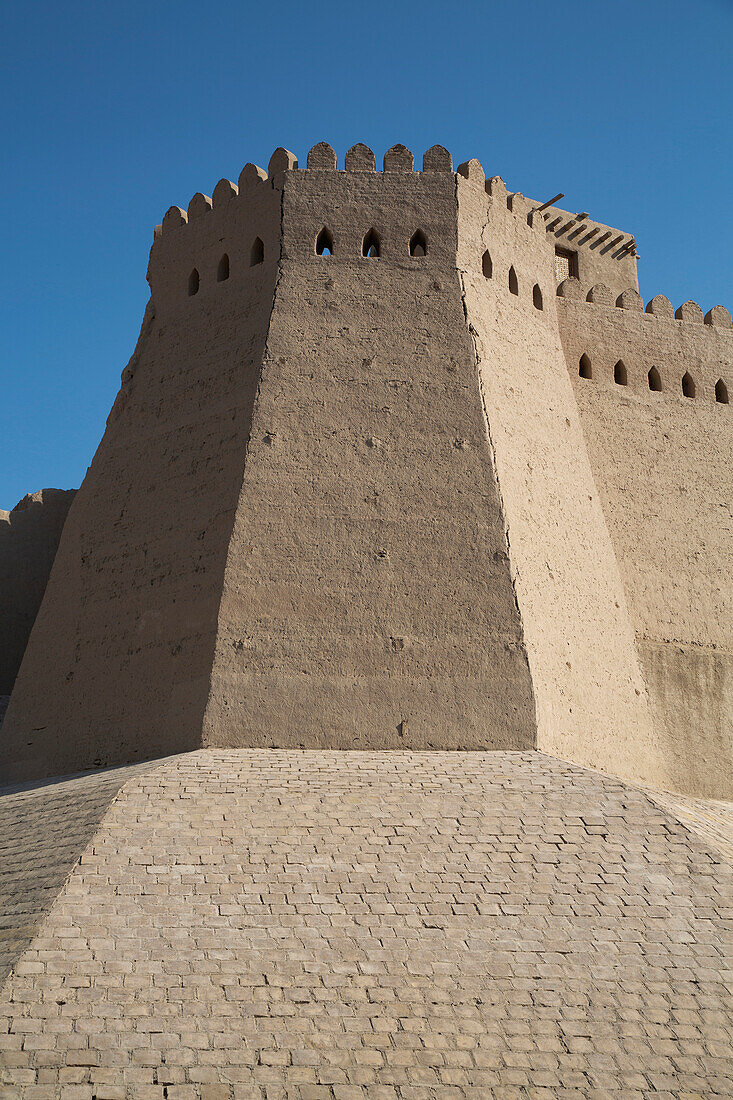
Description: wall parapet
557,277,731,332
557,277,732,406
155,144,461,242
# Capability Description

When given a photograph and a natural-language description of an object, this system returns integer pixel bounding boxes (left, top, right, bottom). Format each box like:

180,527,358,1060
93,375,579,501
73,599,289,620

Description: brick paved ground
642,789,733,864
0,749,731,1098
0,760,167,988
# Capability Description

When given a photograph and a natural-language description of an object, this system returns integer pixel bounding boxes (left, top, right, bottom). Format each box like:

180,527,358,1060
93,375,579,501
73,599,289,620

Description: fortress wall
457,170,668,790
0,490,75,697
0,174,282,782
203,153,537,750
558,296,733,797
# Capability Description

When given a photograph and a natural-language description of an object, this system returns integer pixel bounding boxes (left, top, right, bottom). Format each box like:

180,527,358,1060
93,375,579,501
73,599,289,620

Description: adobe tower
1,143,731,797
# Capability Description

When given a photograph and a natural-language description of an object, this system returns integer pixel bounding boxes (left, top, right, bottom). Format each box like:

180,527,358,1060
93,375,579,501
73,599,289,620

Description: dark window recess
362,229,380,258
554,247,578,283
409,230,427,257
614,360,628,386
316,228,333,256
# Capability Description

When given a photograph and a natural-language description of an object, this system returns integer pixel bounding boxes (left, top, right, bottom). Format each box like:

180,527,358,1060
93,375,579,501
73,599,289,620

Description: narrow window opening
316,228,333,256
482,250,492,279
250,237,264,266
682,371,696,399
532,284,543,310
554,247,578,283
508,266,519,295
362,229,380,258
217,254,230,282
715,378,729,404
188,268,199,296
614,360,628,386
409,230,427,257
579,354,592,379
648,366,662,392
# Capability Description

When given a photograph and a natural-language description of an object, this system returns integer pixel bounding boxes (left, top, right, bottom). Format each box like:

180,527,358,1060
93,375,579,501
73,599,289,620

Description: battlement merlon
146,143,728,318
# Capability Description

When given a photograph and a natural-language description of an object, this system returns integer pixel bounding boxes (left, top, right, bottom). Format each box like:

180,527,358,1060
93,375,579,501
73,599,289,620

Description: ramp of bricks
0,760,169,989
1,749,731,1098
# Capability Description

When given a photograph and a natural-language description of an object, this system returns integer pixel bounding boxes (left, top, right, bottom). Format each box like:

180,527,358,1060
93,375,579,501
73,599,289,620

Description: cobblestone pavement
642,789,733,863
0,749,731,1098
0,760,167,988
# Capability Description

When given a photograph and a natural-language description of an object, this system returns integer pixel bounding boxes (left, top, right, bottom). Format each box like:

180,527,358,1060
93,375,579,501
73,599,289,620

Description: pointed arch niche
409,230,427,257
682,371,696,398
362,229,380,258
315,227,333,256
250,237,264,266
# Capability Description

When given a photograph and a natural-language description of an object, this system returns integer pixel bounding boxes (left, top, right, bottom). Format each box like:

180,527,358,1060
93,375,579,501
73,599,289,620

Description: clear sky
1,0,731,509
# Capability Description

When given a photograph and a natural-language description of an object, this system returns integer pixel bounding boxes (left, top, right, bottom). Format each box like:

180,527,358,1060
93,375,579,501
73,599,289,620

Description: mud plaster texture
0,750,731,1099
0,490,75,696
1,145,730,799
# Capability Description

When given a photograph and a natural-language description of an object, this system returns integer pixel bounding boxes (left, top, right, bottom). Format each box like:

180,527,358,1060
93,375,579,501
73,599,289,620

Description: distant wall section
0,489,75,697
558,292,733,798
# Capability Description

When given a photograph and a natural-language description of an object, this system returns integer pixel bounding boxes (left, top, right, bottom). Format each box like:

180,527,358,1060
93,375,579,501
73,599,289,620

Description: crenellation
705,303,732,327
675,299,704,323
238,162,267,188
506,192,533,219
616,287,644,311
645,293,674,318
186,191,212,219
486,175,507,199
267,147,298,176
306,141,337,169
161,204,187,232
586,282,613,305
457,158,484,184
344,143,375,171
422,144,452,172
212,178,238,206
383,143,414,171
557,276,585,300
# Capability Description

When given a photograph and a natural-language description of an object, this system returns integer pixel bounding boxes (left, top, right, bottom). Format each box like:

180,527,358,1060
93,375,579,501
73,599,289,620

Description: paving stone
0,749,731,1097
0,759,170,987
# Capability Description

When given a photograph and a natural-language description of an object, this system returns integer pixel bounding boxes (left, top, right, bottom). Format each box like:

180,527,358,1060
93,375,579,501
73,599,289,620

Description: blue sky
1,0,731,508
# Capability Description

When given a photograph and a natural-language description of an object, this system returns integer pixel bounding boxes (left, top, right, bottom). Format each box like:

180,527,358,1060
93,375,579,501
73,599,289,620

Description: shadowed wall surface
0,177,281,781
0,489,75,696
